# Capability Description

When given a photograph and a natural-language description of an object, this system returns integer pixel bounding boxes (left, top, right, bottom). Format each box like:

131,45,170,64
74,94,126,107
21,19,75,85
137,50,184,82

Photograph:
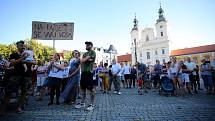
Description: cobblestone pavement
1,88,215,121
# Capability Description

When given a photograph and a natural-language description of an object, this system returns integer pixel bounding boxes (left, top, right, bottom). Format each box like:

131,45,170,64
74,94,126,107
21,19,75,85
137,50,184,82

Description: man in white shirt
184,57,198,93
124,62,131,88
111,59,122,95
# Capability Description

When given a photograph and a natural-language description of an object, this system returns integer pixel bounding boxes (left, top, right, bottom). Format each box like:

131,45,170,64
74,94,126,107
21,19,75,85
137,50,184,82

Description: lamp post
134,38,137,62
107,45,117,65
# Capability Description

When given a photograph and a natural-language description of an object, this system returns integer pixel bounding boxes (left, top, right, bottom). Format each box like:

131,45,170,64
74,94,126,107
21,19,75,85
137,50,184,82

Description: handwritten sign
32,21,74,40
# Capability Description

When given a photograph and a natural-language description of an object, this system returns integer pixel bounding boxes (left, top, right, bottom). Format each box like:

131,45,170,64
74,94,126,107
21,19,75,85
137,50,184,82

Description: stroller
159,74,174,96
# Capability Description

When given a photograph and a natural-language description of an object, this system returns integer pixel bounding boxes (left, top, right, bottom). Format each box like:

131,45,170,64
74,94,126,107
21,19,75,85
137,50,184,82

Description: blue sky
0,0,215,54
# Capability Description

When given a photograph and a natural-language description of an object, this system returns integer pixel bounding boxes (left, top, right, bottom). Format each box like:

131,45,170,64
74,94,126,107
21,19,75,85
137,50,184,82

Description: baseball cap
85,41,93,46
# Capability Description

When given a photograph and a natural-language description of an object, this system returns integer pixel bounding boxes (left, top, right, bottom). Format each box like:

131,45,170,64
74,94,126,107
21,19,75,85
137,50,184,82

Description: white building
93,45,117,65
131,5,170,66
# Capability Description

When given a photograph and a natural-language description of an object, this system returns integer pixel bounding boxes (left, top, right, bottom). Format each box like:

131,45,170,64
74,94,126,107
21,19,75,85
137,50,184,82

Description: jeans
113,76,121,92
201,75,213,90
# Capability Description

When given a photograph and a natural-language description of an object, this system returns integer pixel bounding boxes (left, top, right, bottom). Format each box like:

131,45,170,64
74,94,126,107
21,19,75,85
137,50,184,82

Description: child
22,45,35,72
137,75,143,95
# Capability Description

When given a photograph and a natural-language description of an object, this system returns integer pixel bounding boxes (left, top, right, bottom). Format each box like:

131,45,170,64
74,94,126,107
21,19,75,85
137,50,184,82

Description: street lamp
107,45,117,65
134,38,137,62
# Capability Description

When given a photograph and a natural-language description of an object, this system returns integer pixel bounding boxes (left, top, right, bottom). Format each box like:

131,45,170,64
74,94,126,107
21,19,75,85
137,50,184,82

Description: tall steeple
132,13,138,31
156,3,166,23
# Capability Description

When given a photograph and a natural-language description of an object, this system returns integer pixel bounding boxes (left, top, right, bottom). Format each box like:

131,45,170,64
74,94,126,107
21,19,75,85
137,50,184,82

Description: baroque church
130,5,169,66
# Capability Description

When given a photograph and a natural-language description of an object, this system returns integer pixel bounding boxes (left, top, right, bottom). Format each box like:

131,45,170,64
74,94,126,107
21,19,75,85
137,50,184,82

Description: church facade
130,6,170,66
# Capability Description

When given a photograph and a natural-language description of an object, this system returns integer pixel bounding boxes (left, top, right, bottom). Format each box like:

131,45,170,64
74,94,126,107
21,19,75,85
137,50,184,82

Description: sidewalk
1,88,215,121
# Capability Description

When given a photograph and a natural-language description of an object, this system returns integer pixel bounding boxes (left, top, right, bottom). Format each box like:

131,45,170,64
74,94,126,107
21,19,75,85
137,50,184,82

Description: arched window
161,32,163,37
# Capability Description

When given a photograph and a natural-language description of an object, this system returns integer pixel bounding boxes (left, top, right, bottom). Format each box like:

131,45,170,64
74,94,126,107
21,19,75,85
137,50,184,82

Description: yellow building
170,44,215,65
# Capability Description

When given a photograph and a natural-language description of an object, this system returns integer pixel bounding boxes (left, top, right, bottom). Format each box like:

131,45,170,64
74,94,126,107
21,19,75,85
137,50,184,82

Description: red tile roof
117,54,132,63
171,44,215,56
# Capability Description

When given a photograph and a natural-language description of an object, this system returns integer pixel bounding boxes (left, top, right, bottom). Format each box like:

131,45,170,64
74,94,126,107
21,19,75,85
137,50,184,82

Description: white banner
32,21,74,40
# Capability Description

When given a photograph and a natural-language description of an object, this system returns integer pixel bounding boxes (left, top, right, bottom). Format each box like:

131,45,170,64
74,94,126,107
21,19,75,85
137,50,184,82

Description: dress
61,58,80,102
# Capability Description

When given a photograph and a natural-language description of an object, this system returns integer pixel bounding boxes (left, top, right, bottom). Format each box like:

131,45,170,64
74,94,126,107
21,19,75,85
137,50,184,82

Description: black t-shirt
9,52,25,75
181,64,189,74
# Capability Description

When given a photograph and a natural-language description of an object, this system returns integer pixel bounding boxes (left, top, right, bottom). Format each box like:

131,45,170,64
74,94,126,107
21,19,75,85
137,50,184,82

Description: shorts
171,73,182,79
124,74,130,80
80,72,97,90
182,73,190,83
121,75,125,81
37,76,46,87
5,75,28,95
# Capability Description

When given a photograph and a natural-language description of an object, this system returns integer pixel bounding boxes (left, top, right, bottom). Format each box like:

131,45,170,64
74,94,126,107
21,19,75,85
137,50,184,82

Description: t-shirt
81,50,96,72
200,63,212,75
24,50,34,61
154,64,163,75
48,61,63,78
138,63,146,74
37,65,47,77
111,63,121,76
171,62,181,74
9,52,25,76
184,61,196,75
124,65,130,75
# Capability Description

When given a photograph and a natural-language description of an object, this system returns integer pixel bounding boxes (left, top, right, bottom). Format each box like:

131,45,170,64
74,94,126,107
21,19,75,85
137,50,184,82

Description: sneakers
75,102,85,109
118,91,122,95
113,91,117,94
86,104,95,111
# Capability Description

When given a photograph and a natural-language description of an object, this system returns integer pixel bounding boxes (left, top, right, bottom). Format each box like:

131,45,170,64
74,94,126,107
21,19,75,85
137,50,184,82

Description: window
147,52,150,59
162,59,165,63
162,49,165,54
146,35,149,41
155,50,158,55
160,25,163,28
140,53,142,57
161,32,163,37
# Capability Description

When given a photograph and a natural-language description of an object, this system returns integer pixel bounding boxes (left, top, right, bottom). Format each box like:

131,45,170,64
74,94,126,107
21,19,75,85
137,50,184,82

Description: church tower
155,5,168,40
130,14,139,64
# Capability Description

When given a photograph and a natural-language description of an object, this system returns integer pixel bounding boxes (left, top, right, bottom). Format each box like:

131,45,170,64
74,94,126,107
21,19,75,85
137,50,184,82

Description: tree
0,39,55,62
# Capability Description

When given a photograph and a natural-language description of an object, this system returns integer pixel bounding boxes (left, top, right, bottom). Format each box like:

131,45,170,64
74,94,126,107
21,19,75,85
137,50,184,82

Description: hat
85,41,93,46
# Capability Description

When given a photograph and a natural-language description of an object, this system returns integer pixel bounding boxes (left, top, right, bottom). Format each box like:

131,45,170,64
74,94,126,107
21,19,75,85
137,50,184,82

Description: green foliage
0,39,55,62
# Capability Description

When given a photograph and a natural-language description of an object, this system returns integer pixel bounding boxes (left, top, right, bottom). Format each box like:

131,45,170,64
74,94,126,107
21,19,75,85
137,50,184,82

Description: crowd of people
0,40,215,115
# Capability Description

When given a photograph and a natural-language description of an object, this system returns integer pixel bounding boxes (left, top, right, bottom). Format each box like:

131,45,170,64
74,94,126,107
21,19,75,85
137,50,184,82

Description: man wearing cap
75,41,96,111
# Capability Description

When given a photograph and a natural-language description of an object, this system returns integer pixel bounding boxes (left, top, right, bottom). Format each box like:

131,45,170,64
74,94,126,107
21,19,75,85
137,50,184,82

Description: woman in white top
170,57,184,96
47,53,64,106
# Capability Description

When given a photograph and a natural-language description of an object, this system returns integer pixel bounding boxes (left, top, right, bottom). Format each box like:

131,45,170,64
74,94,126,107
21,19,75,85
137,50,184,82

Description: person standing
61,50,81,104
61,61,69,92
135,61,148,93
124,62,131,88
75,41,96,111
211,58,215,92
3,41,35,113
111,59,122,95
170,57,184,96
32,60,47,101
120,63,125,88
200,59,213,94
47,53,64,106
130,66,137,88
153,60,163,88
184,57,198,94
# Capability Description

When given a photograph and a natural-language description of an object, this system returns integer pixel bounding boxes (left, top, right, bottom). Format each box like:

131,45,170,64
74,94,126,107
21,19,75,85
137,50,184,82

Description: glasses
74,53,79,55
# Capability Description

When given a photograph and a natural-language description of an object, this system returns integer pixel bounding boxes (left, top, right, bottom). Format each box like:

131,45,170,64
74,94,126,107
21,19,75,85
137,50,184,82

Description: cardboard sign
32,21,74,40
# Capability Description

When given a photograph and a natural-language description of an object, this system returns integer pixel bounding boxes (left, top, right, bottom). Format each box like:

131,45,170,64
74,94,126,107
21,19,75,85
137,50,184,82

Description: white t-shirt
48,61,63,78
37,65,47,77
124,65,130,75
171,62,180,74
184,61,197,75
111,63,121,76
24,50,34,61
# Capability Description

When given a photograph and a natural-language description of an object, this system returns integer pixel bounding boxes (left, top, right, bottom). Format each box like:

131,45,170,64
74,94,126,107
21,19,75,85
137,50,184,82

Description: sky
0,0,215,55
